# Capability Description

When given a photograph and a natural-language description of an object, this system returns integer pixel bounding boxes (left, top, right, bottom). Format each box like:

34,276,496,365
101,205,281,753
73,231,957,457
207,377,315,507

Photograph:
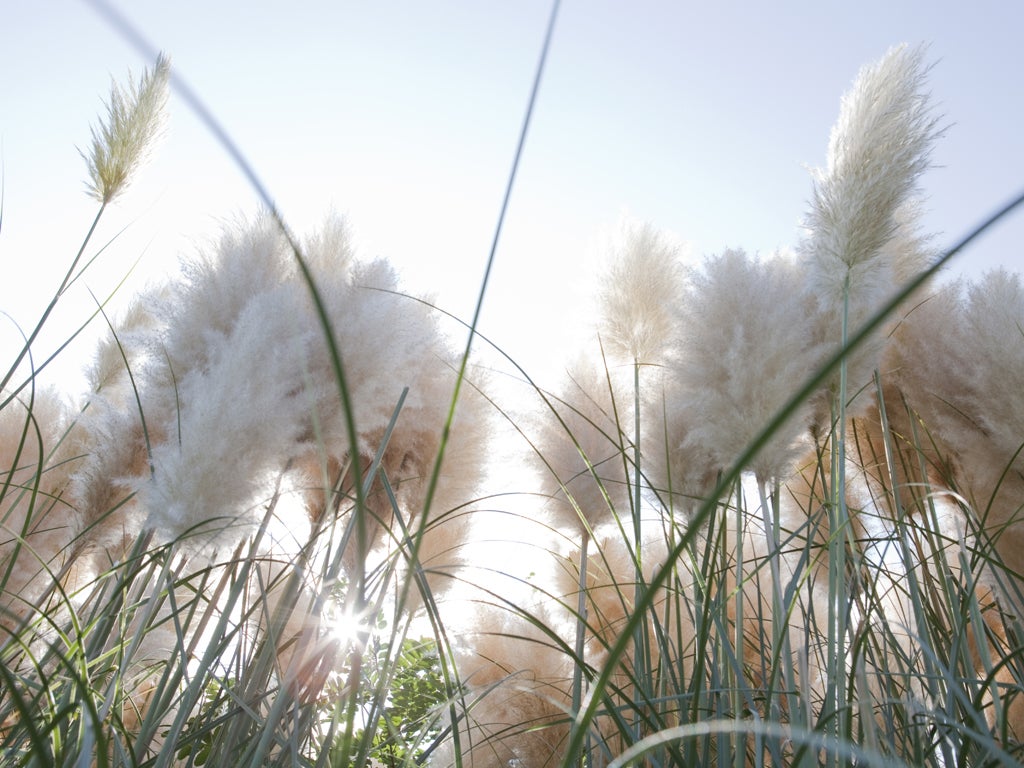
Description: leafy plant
329,636,450,768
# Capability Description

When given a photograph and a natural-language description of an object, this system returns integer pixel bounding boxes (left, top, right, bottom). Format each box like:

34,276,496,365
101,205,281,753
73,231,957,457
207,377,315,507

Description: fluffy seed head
801,44,939,295
533,356,632,535
82,53,170,204
598,221,684,364
666,249,824,483
799,44,941,419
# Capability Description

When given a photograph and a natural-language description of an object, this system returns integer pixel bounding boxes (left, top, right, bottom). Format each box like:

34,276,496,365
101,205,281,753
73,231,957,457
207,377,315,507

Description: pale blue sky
2,2,1022,394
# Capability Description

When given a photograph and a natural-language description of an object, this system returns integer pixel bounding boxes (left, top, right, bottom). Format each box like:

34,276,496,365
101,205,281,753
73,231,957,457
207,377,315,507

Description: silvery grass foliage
2,36,1024,768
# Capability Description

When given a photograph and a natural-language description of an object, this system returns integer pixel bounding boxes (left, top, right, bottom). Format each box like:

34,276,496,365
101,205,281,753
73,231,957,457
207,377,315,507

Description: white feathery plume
86,290,165,397
885,201,935,289
140,283,312,544
322,257,490,584
598,220,685,365
63,211,492,729
893,270,1024,553
531,356,632,535
73,213,489,580
71,218,307,551
888,266,1024,729
957,269,1024,457
300,254,489,570
155,214,297,377
799,43,941,415
302,212,356,277
889,277,972,448
662,249,825,484
70,290,171,564
81,53,170,204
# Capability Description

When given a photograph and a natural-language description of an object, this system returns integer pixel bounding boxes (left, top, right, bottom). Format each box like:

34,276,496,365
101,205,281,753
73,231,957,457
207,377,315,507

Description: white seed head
598,221,684,365
82,52,170,204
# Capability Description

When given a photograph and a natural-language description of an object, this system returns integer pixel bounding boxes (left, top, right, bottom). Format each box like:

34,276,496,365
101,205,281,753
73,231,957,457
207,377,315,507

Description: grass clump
2,31,1024,768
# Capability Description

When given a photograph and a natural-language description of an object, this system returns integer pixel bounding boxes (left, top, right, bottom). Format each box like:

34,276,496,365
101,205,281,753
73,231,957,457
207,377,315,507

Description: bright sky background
2,1,1022,399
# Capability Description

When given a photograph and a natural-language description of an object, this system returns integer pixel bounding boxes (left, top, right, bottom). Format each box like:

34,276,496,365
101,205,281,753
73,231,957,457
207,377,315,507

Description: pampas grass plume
82,52,170,204
533,357,631,535
598,221,684,365
893,270,1024,540
664,249,824,483
800,43,940,414
801,44,938,300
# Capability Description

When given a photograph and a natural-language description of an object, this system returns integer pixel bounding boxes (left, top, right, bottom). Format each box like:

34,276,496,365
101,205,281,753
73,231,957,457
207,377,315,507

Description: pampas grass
662,248,825,483
82,52,170,205
800,43,941,422
0,387,82,628
3,28,1024,768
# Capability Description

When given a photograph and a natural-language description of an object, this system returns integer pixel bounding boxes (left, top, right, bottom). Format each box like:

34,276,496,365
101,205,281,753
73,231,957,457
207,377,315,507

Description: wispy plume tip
82,52,170,204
